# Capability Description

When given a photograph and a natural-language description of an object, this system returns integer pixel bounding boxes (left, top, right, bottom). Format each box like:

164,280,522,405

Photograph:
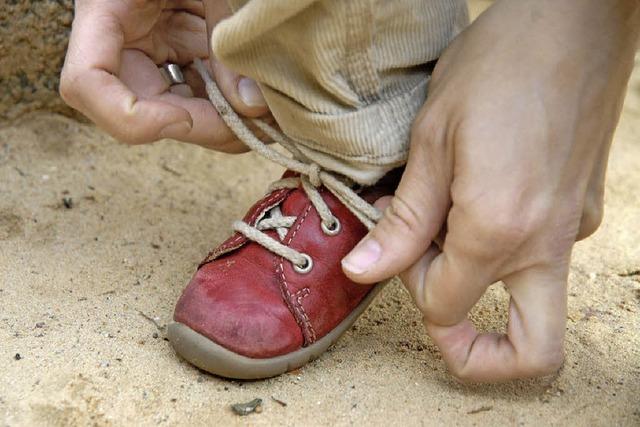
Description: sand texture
1,2,639,426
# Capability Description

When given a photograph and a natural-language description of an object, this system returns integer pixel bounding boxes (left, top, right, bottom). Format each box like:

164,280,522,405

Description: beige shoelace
194,59,381,272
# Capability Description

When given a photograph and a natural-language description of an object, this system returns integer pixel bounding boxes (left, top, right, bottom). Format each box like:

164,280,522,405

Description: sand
1,3,639,426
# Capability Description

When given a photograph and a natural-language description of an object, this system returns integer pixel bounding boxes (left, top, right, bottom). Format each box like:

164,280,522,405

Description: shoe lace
194,59,382,272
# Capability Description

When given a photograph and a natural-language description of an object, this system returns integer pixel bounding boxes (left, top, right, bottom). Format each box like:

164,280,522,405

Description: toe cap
174,252,303,359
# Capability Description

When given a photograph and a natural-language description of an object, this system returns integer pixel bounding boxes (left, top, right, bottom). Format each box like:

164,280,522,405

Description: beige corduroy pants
213,0,469,185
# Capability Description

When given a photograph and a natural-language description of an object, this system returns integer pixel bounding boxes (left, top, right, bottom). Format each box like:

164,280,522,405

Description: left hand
60,0,269,151
342,0,640,382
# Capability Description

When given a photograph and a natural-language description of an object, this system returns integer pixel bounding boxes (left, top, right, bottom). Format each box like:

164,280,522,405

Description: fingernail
159,121,191,140
238,77,266,107
342,237,382,275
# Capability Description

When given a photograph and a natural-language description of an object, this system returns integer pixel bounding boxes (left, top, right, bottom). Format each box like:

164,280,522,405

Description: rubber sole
168,283,385,379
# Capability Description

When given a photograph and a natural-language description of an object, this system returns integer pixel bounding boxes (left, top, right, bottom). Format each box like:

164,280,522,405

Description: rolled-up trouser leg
213,0,469,185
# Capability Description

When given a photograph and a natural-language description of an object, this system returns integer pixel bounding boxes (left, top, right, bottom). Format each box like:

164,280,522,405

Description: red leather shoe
168,60,400,379
168,169,399,379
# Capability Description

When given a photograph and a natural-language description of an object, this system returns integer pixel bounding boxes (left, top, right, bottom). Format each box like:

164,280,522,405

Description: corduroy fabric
213,0,469,185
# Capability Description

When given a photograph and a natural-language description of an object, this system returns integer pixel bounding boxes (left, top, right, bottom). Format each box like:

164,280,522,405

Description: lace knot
308,163,322,187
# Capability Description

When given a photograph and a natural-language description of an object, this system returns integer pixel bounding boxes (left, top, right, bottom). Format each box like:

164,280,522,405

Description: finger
577,141,608,240
60,8,122,109
184,59,268,116
403,221,497,327
426,265,568,382
166,0,205,17
399,243,441,299
210,57,269,117
123,7,209,64
160,11,209,64
202,0,231,24
201,0,268,117
118,49,240,149
126,54,263,150
184,63,277,132
81,71,193,144
131,57,249,150
342,123,451,284
60,10,192,144
169,84,195,97
153,92,247,152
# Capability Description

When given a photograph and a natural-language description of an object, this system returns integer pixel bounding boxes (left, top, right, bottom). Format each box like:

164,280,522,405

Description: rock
0,1,80,121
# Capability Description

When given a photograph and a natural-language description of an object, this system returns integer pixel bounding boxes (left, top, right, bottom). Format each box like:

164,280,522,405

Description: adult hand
342,0,639,382
60,0,268,152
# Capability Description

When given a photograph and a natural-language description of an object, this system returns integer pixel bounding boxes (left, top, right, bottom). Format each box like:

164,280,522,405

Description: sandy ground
1,3,639,426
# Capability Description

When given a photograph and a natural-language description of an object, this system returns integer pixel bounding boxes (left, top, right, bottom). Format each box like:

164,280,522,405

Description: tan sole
168,283,385,379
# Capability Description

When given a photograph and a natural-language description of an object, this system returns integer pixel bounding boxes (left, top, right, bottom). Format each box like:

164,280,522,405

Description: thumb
342,139,450,284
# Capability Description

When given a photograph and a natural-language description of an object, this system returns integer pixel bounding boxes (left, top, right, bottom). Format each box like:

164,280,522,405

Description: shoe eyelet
293,253,313,274
321,217,341,236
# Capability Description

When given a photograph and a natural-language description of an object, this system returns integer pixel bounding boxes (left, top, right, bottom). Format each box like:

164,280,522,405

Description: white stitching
277,261,317,344
285,204,312,245
246,189,288,225
276,203,317,344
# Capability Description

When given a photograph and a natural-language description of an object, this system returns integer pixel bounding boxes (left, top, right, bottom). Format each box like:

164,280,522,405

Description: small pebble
231,398,263,416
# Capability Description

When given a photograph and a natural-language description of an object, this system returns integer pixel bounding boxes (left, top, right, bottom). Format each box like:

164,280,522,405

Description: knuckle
114,126,150,145
470,203,547,251
410,113,440,145
446,361,475,383
416,297,441,324
577,201,604,241
58,71,78,105
518,349,564,377
472,215,527,250
410,116,428,141
382,195,423,236
414,296,430,318
420,295,462,327
113,106,156,145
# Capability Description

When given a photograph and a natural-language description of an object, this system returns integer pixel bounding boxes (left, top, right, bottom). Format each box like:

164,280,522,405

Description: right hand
60,0,269,152
342,0,639,382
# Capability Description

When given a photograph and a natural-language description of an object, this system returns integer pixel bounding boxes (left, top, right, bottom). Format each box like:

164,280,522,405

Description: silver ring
160,63,185,85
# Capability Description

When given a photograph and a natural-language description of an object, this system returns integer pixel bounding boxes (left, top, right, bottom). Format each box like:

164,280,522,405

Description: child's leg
213,0,469,185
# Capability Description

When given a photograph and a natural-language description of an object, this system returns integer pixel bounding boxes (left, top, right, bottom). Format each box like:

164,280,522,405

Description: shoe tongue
279,186,313,218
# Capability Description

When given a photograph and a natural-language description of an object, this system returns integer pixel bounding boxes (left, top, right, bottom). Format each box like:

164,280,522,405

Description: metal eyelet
321,217,341,236
293,253,313,274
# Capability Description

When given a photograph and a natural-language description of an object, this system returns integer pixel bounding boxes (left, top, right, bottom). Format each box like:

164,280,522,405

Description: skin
342,0,640,382
60,0,268,152
61,0,640,382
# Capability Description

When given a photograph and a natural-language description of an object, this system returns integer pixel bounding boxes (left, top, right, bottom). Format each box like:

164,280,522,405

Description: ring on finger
160,63,185,86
